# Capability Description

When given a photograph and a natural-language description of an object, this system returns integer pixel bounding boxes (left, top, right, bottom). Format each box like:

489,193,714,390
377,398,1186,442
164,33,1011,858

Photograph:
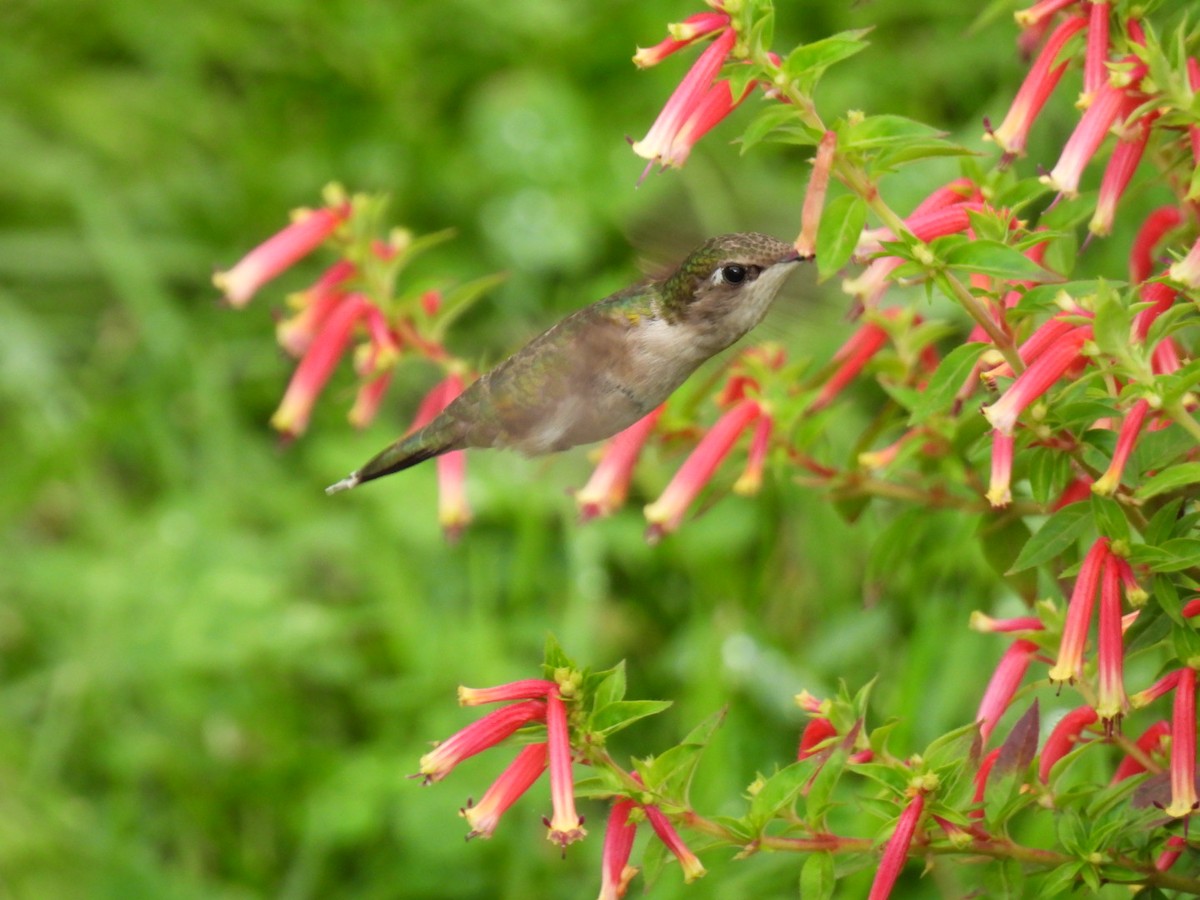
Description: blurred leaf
1135,462,1200,500
908,342,986,424
799,852,836,900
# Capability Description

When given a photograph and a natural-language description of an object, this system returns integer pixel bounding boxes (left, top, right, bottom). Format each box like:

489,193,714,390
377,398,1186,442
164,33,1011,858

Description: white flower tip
325,472,361,495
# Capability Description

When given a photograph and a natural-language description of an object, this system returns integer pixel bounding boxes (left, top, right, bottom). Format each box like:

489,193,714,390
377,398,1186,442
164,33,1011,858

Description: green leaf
783,29,871,87
1134,462,1200,500
1143,497,1185,546
591,662,626,709
1009,503,1091,572
747,762,811,828
839,114,946,151
943,240,1057,281
1090,493,1130,544
740,105,820,154
799,852,836,900
588,699,672,737
1089,281,1131,361
908,342,986,424
1027,447,1073,506
1129,537,1200,573
816,194,868,281
981,516,1037,603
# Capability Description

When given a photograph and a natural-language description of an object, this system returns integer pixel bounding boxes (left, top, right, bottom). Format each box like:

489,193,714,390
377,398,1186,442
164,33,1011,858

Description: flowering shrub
219,0,1200,895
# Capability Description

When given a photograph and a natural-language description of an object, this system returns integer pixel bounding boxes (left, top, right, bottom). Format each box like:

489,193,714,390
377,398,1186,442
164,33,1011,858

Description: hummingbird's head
661,232,807,345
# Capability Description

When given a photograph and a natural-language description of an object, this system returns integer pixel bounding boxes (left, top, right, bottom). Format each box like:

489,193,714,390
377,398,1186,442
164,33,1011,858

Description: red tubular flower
1095,555,1127,721
810,322,890,411
1156,836,1188,873
633,12,730,68
982,326,1091,435
1049,538,1110,684
276,259,357,357
418,700,547,784
632,27,736,175
598,799,639,900
795,131,838,259
1165,667,1197,818
1168,235,1200,290
868,790,926,900
643,399,761,541
1131,669,1183,709
270,294,368,438
971,748,1001,820
664,78,755,169
977,639,1040,744
1082,1,1110,102
1041,60,1145,197
577,406,664,521
987,430,1015,508
1129,207,1184,283
1092,399,1150,496
733,413,773,496
214,204,349,307
644,805,706,883
545,693,586,847
1111,720,1169,783
856,180,978,256
1038,706,1098,783
1053,476,1094,509
1115,557,1148,607
1088,112,1154,237
970,612,1045,633
348,369,393,429
1015,0,1080,28
1135,281,1180,343
458,679,559,706
797,717,839,761
987,15,1087,158
461,743,549,840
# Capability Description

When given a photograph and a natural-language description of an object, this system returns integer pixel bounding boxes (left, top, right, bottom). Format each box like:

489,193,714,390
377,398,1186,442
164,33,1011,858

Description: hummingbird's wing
448,287,663,456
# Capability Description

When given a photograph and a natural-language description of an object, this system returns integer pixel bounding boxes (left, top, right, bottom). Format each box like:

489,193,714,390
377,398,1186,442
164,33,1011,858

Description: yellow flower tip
1090,474,1118,497
969,611,992,632
1047,666,1076,686
986,486,1012,508
731,471,761,496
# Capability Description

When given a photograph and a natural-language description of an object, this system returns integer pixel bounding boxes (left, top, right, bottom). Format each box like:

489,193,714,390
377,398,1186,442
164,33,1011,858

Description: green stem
939,271,1025,375
1165,401,1200,445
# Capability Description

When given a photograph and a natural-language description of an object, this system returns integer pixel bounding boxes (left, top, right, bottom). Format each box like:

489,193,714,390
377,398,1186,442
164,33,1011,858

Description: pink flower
987,430,1015,508
981,325,1091,435
732,413,773,496
810,322,890,411
1165,667,1197,818
632,28,737,175
1129,207,1184,283
215,204,349,307
1038,705,1098,783
1169,235,1200,290
1092,398,1150,496
348,369,394,429
418,700,547,784
795,131,838,259
977,639,1040,744
545,693,586,848
1189,58,1200,164
576,406,663,521
1052,476,1094,509
856,179,978,257
987,16,1088,158
644,399,761,541
662,78,754,170
1131,669,1182,709
276,259,357,357
270,294,368,438
1015,0,1080,29
1095,555,1126,721
867,789,925,900
797,717,839,761
970,612,1045,633
458,679,559,706
1081,1,1110,102
1088,111,1153,237
461,743,549,839
633,12,730,68
1049,538,1109,684
598,799,639,900
644,805,706,883
1110,720,1169,783
1134,281,1180,343
1041,59,1145,197
1156,836,1189,873
436,378,472,541
971,748,1001,820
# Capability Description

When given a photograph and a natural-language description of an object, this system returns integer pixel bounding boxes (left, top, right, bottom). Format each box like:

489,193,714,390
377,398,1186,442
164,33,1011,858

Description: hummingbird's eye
718,264,747,285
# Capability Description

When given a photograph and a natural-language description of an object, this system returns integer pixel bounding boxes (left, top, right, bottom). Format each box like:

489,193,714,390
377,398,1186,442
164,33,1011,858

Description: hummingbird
326,232,807,493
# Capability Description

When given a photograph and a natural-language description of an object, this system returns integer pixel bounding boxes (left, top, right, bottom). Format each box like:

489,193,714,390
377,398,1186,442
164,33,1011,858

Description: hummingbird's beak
781,248,813,263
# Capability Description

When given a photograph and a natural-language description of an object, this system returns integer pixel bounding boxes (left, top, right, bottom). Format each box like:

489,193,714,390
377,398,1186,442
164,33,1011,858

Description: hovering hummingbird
326,232,807,494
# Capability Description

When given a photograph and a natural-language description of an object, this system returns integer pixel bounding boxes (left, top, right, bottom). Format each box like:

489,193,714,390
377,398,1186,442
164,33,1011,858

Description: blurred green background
0,1,1156,897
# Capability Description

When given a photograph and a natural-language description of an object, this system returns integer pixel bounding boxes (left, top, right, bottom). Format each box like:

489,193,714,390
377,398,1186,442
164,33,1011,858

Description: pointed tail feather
325,427,460,494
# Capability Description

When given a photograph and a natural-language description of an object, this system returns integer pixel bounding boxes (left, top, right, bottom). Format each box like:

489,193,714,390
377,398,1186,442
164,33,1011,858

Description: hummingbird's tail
325,423,464,494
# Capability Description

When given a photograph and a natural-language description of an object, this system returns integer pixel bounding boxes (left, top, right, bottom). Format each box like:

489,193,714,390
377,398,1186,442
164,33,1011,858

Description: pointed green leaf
1135,462,1200,500
589,700,672,738
1009,503,1091,572
943,240,1057,281
816,194,868,281
908,342,986,424
800,852,836,900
